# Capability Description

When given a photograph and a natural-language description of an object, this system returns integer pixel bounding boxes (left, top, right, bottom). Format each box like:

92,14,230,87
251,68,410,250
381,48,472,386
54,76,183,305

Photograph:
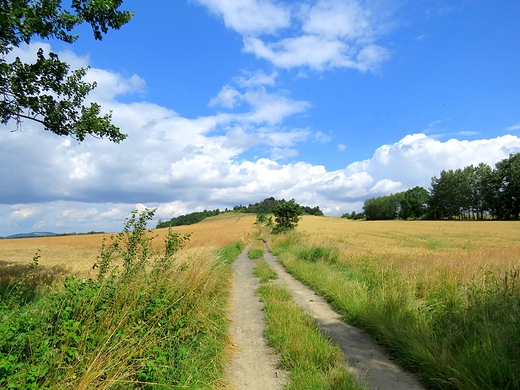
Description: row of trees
361,153,520,221
156,209,222,228
429,154,520,220
361,186,429,221
233,197,324,216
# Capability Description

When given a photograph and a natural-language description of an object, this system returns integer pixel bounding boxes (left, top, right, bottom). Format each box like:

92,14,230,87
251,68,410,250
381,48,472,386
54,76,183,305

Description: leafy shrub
272,199,303,233
94,208,190,280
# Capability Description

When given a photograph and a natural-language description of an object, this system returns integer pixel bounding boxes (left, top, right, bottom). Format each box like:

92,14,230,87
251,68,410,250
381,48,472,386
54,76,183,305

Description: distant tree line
156,209,222,228
156,197,324,228
232,197,323,216
360,186,429,221
358,152,520,221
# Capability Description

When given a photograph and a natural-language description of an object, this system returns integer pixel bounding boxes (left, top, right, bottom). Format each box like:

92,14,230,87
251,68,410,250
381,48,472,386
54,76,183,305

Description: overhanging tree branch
0,0,133,143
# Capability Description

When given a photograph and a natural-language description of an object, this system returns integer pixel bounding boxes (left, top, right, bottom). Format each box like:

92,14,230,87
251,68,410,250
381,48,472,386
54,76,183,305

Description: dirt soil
226,244,426,390
226,245,288,389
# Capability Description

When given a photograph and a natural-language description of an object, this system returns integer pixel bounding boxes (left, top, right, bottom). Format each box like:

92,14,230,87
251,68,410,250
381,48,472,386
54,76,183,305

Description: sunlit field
297,216,520,285
269,216,520,389
0,213,257,277
4,212,520,388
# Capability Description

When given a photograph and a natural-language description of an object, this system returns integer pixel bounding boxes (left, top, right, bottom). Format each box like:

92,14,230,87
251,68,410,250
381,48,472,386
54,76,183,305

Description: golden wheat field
0,213,257,277
2,213,519,286
297,216,520,286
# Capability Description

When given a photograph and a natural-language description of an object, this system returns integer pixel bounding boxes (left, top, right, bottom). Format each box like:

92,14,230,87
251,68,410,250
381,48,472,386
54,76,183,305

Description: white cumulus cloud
197,0,393,71
193,0,291,35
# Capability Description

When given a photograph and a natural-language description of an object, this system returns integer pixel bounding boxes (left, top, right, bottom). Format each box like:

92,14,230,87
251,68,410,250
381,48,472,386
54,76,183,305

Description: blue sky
1,0,520,236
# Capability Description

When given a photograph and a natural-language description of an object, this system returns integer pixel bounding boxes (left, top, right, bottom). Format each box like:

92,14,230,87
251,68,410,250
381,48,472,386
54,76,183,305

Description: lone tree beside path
0,0,133,142
272,198,303,233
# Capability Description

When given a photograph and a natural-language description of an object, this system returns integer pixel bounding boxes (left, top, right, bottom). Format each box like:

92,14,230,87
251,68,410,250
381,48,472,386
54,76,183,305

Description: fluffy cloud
300,0,371,39
197,0,391,71
244,35,353,70
193,0,290,35
209,85,242,108
2,129,520,235
85,70,146,102
10,205,40,220
2,42,520,236
233,70,278,87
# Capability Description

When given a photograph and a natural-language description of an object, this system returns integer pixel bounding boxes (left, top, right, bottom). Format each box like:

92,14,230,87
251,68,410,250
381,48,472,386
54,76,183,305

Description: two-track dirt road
226,245,426,390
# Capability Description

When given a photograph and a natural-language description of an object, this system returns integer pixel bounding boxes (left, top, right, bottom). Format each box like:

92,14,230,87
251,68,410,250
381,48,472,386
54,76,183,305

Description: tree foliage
341,211,364,220
272,198,303,233
234,197,323,216
399,186,430,220
363,192,404,221
493,153,520,220
1,0,133,142
361,153,520,221
428,162,501,220
156,209,221,229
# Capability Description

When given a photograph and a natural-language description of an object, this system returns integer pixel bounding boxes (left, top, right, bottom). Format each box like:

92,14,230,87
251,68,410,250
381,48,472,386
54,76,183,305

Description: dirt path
226,245,426,390
226,245,288,389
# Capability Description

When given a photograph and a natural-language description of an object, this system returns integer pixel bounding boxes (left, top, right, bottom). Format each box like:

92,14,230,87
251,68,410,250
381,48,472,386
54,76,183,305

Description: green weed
248,249,264,260
217,241,245,265
298,245,339,264
253,261,278,283
248,239,265,260
426,239,444,249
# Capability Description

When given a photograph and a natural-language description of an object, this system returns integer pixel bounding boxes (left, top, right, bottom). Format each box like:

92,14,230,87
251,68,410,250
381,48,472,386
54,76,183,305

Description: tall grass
269,228,520,390
0,210,245,389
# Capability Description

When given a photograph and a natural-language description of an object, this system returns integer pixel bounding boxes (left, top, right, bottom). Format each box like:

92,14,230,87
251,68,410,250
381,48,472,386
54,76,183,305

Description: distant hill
1,232,57,239
157,197,324,229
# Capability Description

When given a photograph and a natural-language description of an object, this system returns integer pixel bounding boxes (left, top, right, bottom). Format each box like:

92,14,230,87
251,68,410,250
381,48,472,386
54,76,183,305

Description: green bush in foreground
0,210,240,389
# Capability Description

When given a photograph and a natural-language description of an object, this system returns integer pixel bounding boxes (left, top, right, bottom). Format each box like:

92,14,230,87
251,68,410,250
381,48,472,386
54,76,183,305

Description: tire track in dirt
227,245,426,390
262,243,426,390
226,245,288,390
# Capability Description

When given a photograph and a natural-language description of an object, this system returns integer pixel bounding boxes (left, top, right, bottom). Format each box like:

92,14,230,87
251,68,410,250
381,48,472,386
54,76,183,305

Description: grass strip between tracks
253,260,362,390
